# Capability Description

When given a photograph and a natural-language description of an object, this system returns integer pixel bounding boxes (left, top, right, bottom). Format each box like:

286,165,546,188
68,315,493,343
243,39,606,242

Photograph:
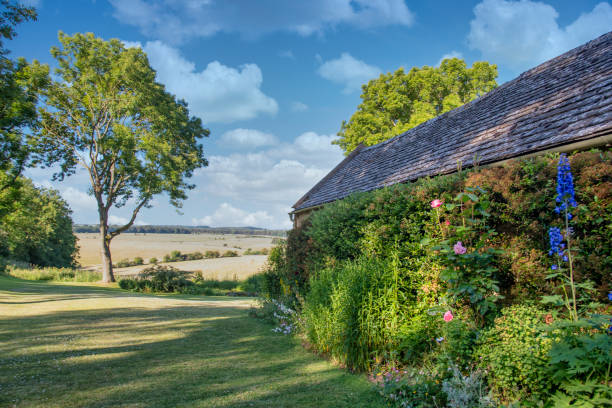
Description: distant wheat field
77,233,276,279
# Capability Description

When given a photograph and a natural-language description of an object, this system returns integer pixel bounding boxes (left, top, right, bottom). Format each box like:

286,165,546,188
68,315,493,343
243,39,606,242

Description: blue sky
12,0,612,229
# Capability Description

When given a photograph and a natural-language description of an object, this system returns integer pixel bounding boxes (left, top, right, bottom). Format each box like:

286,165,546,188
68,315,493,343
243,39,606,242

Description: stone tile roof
293,31,612,212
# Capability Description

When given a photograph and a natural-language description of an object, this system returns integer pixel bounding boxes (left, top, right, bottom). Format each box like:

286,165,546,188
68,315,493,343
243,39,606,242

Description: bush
133,257,143,265
119,265,193,293
441,364,494,408
204,250,220,259
149,257,158,265
244,248,269,255
379,369,446,408
221,250,238,257
0,176,79,268
437,317,478,370
238,273,265,293
476,304,552,403
115,258,131,268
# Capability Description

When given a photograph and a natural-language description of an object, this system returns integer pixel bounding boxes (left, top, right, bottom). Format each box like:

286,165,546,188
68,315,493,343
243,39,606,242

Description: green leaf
541,295,565,306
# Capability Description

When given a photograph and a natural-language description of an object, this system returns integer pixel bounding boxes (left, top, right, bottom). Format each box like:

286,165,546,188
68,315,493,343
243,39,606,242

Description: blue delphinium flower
548,227,564,256
608,292,612,301
555,154,578,215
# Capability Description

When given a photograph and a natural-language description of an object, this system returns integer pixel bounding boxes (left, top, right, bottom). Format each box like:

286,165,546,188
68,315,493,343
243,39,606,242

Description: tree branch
108,198,148,239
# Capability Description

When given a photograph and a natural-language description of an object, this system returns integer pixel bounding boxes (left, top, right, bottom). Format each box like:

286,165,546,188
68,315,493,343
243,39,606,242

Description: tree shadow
0,280,385,408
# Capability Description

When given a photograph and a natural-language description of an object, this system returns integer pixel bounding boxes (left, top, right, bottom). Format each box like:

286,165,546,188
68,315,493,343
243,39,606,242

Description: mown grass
0,275,386,407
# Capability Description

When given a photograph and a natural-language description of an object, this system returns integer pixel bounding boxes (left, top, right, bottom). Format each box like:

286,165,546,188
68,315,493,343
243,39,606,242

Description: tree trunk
99,221,115,283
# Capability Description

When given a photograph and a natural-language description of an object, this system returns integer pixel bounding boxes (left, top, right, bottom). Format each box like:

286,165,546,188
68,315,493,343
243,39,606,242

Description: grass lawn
0,275,386,408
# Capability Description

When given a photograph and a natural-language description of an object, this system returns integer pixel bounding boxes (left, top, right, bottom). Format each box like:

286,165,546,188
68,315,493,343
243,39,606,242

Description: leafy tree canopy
0,0,49,192
335,58,498,154
0,174,78,267
33,32,209,282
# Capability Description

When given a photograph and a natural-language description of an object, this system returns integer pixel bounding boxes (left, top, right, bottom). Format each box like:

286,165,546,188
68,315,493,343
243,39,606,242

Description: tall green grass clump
8,266,101,282
303,255,433,371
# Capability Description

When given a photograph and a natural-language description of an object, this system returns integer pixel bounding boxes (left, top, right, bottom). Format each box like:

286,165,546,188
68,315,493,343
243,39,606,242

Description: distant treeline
73,224,287,237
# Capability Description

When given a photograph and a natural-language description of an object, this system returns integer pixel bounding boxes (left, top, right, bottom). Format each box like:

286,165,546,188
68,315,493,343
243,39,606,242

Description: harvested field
114,255,269,279
77,233,276,278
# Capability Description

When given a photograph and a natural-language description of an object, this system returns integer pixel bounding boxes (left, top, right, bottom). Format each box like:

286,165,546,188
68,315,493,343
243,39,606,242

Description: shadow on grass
0,277,385,408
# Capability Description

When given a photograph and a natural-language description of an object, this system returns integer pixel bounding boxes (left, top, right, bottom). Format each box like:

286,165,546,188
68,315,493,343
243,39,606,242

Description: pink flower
443,311,454,322
453,241,466,255
430,199,443,208
444,220,450,226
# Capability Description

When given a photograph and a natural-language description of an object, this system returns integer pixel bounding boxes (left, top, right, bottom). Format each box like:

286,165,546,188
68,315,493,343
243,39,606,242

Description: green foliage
119,265,193,293
544,315,612,405
433,187,502,324
114,256,147,268
335,59,497,153
221,250,238,257
0,176,78,267
303,256,418,371
257,149,612,406
438,318,478,370
476,305,552,403
169,250,182,262
378,369,446,408
279,150,611,307
260,244,286,300
148,257,158,265
238,273,265,293
0,1,50,197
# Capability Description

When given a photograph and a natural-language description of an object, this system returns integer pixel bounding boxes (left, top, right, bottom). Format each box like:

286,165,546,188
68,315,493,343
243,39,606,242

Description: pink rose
453,241,466,255
430,199,443,208
443,311,454,322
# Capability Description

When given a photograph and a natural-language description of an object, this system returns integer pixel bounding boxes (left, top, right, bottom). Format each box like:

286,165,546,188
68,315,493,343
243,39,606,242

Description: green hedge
270,149,611,303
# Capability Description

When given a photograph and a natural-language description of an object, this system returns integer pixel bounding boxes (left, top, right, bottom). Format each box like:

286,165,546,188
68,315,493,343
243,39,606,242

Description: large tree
34,32,209,282
0,1,48,194
335,58,498,153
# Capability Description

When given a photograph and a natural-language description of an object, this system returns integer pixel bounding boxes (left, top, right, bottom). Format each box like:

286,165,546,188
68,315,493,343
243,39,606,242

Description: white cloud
61,187,96,210
278,50,295,60
110,0,413,43
290,101,309,112
468,0,612,71
438,51,464,66
197,131,343,208
317,53,381,94
125,41,278,123
192,203,277,228
219,129,277,149
108,215,128,225
108,215,149,226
